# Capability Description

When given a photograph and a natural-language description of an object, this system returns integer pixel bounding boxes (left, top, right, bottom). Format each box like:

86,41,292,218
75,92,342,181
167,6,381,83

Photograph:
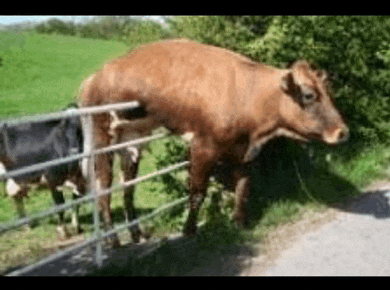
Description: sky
0,15,165,26
0,16,87,25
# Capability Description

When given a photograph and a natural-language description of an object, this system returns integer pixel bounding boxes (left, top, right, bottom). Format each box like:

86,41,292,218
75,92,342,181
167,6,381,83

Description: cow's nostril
338,127,349,142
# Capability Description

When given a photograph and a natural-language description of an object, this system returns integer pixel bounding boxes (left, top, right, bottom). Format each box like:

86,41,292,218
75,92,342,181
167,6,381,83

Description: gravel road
243,184,390,276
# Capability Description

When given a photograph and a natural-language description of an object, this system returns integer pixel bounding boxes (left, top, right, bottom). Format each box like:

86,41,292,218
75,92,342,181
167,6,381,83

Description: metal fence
0,102,190,276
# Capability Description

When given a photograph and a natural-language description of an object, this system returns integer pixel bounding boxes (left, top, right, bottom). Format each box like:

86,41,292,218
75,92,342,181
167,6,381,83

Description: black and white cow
0,109,87,239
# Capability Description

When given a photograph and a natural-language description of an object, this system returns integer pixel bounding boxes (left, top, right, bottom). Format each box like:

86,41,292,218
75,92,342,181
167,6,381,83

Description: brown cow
80,39,348,247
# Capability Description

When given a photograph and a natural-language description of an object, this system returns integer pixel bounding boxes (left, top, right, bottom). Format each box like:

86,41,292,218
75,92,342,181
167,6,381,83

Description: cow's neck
244,125,308,163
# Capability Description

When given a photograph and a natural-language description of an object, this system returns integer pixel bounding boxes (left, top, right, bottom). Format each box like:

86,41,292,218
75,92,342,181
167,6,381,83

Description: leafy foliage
33,16,171,45
167,16,272,52
154,137,188,200
35,18,77,36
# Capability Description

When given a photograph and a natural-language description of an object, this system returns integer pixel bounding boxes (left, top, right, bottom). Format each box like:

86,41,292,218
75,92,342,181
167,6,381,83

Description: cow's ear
316,70,328,83
281,72,295,95
0,123,8,131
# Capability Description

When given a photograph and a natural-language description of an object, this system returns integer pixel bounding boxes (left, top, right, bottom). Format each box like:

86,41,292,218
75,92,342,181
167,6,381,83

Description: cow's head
0,124,8,162
279,60,348,145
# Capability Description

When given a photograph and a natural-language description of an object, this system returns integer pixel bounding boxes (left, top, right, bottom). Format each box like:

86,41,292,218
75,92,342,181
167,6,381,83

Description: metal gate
0,102,190,276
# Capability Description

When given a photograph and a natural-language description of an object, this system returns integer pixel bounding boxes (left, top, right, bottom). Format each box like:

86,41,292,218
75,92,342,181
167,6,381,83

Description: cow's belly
0,162,76,197
1,163,20,197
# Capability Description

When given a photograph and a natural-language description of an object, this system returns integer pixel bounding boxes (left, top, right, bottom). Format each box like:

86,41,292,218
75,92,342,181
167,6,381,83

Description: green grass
0,31,128,117
329,144,390,188
1,32,390,276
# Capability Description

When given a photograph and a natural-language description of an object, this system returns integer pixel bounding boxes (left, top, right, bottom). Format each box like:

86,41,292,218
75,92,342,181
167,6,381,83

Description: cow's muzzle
323,126,349,144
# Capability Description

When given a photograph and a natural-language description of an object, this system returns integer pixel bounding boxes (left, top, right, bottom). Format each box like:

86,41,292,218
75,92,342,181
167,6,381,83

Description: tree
167,16,272,52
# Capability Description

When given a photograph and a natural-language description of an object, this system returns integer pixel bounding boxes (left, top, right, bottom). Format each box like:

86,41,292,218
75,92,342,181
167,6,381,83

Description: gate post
84,113,103,268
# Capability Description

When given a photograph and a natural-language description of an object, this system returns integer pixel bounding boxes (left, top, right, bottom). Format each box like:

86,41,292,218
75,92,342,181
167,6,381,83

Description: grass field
1,32,390,275
0,31,128,117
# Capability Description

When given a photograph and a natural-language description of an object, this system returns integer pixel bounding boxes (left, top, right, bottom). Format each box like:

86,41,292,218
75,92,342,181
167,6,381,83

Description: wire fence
0,102,191,276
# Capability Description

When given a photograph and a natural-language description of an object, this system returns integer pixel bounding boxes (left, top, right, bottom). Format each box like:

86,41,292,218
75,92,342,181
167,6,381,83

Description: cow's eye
302,92,316,104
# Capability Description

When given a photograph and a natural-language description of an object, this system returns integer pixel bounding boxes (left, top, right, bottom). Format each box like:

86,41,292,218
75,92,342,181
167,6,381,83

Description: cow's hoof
28,219,39,229
57,226,71,240
75,226,84,235
141,229,152,240
130,230,142,244
183,223,197,237
129,224,143,244
105,234,121,248
232,212,248,229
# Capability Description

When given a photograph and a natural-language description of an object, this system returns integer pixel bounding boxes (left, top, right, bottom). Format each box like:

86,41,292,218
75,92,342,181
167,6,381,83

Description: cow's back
85,39,276,140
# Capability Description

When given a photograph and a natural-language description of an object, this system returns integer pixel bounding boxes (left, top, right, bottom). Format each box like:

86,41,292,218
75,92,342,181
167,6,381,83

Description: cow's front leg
50,189,71,239
71,193,82,234
70,168,87,234
68,168,87,234
232,165,252,228
7,179,28,219
184,138,217,236
9,185,28,219
121,147,143,243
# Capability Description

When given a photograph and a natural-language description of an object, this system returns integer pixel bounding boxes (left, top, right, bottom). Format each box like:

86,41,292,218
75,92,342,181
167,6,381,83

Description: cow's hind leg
11,187,28,219
94,152,120,247
50,189,71,239
92,114,120,248
184,137,218,236
7,180,29,221
14,195,26,219
69,169,87,234
121,147,143,243
12,185,40,229
71,192,82,234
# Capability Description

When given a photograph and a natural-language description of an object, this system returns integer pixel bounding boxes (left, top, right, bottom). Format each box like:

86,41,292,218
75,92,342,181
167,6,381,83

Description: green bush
154,137,188,200
35,18,76,36
34,16,171,46
123,19,171,46
76,16,136,41
167,16,271,52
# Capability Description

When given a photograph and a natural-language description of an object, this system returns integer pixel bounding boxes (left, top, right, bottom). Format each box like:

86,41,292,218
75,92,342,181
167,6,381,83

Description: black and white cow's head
0,123,12,166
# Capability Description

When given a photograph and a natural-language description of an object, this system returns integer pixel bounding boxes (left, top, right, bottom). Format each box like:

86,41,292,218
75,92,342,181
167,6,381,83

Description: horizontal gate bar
0,101,140,126
0,133,167,180
0,161,190,235
6,196,190,277
103,161,190,196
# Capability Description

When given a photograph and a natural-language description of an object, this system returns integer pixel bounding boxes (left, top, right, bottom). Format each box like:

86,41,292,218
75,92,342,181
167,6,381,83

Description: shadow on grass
60,206,156,226
89,230,256,276
245,138,390,232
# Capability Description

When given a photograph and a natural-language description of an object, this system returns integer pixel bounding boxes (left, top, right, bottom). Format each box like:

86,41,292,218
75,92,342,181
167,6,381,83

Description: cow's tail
77,73,97,179
80,114,92,179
